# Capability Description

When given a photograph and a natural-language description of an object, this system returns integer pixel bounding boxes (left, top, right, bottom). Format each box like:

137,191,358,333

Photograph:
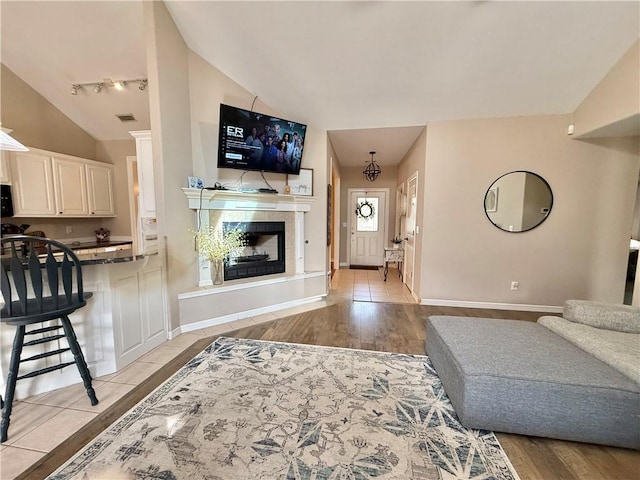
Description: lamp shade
0,129,28,152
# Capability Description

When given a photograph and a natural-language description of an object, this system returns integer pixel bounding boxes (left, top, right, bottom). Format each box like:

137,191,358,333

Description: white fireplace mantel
182,188,314,212
182,188,315,286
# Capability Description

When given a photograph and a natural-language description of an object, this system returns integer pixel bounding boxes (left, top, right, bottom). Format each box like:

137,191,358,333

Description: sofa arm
563,300,640,334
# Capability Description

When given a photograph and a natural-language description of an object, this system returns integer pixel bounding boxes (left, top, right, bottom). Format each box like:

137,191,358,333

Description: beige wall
397,127,427,296
96,139,137,236
338,165,398,264
421,114,638,307
144,1,194,331
574,40,640,138
1,64,96,159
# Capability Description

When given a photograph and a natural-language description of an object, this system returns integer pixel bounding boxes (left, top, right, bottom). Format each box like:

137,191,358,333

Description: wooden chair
0,235,98,442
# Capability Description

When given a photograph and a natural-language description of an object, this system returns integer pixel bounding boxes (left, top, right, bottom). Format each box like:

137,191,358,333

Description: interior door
350,190,386,266
404,173,418,293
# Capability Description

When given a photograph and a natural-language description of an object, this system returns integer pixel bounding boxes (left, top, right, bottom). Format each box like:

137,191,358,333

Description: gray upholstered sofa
426,301,640,449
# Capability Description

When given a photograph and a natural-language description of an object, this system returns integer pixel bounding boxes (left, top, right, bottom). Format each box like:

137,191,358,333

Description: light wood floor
10,273,640,479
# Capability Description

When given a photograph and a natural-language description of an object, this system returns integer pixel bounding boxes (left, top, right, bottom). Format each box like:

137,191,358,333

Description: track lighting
69,78,148,95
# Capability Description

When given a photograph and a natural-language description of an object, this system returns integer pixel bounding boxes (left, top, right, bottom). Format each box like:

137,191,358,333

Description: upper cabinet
10,150,57,216
9,147,115,217
86,162,115,216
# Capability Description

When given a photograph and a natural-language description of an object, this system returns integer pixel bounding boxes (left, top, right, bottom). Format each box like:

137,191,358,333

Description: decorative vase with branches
194,226,245,284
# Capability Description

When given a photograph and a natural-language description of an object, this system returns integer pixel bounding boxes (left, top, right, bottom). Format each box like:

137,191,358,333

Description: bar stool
0,235,98,442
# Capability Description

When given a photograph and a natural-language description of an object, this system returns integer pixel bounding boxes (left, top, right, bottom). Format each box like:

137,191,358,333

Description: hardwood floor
18,302,639,480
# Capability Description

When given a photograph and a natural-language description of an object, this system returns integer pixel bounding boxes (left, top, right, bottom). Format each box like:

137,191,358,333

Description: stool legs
60,316,99,406
1,326,26,443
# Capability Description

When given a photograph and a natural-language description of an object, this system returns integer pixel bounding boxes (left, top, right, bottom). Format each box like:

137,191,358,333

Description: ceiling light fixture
363,151,381,182
69,78,148,95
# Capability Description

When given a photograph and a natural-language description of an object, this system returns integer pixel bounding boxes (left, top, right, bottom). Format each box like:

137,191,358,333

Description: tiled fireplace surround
178,189,324,334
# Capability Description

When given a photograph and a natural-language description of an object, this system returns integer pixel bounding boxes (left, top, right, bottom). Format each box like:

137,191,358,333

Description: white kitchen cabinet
53,156,89,215
0,151,11,184
129,130,156,218
8,147,114,217
10,150,57,216
110,254,167,369
86,162,115,216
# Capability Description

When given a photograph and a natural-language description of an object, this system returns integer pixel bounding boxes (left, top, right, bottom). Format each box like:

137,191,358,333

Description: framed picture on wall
287,168,313,196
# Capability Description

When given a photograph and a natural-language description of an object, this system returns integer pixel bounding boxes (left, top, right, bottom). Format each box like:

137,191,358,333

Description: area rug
47,337,520,480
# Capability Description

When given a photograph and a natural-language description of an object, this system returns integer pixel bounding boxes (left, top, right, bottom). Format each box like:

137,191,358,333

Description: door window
356,197,379,232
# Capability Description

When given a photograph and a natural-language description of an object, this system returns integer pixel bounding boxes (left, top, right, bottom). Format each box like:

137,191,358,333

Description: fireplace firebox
223,221,285,280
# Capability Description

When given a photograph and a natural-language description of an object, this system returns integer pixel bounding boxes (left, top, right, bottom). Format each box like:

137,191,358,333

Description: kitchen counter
0,241,144,266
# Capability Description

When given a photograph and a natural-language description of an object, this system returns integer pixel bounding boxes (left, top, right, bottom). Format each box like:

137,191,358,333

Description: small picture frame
287,168,313,196
485,187,498,212
188,176,204,189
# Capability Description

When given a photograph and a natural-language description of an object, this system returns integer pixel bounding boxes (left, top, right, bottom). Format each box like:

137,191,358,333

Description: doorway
349,189,388,267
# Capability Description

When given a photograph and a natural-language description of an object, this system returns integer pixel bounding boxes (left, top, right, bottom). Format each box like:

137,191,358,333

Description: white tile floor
0,267,414,479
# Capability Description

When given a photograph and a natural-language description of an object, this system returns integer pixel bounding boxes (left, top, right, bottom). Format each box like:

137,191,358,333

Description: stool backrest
1,235,86,319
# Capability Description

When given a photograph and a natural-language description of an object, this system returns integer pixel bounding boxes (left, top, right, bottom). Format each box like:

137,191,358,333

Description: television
217,103,307,175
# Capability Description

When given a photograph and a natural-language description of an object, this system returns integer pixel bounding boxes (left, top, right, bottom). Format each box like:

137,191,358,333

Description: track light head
70,85,80,95
93,83,103,93
138,79,148,91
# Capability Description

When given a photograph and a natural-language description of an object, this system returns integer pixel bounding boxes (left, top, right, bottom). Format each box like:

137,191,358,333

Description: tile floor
0,266,414,479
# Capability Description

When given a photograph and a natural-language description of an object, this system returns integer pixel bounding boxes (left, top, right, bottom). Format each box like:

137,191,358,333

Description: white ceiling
2,1,638,167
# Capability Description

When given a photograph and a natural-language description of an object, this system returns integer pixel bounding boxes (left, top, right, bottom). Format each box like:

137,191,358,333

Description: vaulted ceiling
2,1,638,167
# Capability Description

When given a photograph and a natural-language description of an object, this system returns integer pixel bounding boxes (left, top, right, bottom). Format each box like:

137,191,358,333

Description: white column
197,209,213,287
295,211,305,274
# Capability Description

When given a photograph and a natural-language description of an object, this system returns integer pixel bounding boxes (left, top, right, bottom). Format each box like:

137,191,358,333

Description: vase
212,259,224,285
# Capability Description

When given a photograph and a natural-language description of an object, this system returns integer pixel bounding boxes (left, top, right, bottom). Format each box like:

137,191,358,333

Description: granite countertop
0,241,150,267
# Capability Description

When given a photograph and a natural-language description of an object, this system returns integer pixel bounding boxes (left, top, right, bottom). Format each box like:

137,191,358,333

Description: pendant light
363,150,381,182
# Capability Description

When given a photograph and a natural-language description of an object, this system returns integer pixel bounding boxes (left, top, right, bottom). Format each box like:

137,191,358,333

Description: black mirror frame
483,170,553,233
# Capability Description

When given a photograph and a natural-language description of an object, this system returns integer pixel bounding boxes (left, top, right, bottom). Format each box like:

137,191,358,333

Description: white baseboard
419,298,562,313
171,294,326,338
339,262,349,268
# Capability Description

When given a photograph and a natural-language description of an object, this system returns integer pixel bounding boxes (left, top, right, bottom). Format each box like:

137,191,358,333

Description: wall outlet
65,226,73,234
511,281,519,291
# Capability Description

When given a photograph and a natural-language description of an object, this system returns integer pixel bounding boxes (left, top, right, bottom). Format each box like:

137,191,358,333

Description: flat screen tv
217,103,307,175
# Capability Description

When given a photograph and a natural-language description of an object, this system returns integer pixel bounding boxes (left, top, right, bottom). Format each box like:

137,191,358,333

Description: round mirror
484,171,553,233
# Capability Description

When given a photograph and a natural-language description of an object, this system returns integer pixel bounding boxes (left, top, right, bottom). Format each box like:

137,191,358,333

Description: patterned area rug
48,337,520,480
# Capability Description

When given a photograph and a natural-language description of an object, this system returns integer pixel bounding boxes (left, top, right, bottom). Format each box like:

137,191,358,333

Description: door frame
346,187,390,267
405,172,418,296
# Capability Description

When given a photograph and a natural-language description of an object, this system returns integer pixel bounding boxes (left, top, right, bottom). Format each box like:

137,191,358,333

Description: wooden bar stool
0,235,98,442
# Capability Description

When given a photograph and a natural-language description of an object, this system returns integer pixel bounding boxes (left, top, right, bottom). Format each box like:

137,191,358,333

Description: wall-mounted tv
217,103,307,175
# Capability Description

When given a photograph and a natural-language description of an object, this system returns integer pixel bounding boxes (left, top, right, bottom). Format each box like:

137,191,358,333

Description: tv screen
217,103,307,175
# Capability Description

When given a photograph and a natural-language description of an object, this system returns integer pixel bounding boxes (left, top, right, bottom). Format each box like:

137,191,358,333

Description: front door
350,190,386,266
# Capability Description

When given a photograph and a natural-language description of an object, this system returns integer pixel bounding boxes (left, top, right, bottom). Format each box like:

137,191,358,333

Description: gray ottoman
426,316,640,449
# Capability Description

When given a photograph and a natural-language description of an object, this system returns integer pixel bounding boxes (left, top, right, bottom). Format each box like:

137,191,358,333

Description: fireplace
223,221,285,280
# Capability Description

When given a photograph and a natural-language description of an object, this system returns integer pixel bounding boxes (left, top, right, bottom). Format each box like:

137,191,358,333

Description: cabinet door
86,163,115,216
0,151,11,184
10,151,57,216
52,157,89,216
